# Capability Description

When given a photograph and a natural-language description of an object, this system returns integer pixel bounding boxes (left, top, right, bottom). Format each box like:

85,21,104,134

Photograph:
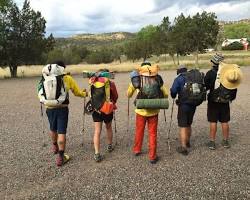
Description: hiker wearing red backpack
88,69,118,162
38,61,87,167
170,65,206,155
205,54,242,150
127,61,168,164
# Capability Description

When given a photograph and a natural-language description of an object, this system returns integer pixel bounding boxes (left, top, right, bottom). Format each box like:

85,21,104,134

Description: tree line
0,0,224,77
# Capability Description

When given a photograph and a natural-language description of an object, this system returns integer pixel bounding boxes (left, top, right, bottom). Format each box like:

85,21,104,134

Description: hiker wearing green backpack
37,61,87,167
127,61,168,164
87,69,118,162
170,65,206,155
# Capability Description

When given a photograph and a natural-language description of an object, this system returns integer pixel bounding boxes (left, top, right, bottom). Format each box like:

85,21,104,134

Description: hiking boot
176,146,189,156
208,140,216,150
150,156,159,164
107,144,114,153
56,154,70,167
222,139,230,148
94,153,103,162
52,143,59,154
134,152,141,156
186,141,191,148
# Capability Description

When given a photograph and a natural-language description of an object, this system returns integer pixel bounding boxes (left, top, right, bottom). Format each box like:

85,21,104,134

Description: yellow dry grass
0,51,249,79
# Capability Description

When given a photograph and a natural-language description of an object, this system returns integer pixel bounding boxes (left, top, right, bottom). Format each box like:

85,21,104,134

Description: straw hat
139,64,159,76
219,63,243,89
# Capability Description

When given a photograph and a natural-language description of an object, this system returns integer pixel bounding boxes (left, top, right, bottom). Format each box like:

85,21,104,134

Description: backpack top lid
42,64,65,78
219,62,243,89
138,64,159,77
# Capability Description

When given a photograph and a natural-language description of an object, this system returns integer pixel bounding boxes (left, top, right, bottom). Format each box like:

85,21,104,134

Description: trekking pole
113,111,118,146
167,99,175,153
80,97,86,146
127,98,130,146
40,103,47,147
127,98,130,133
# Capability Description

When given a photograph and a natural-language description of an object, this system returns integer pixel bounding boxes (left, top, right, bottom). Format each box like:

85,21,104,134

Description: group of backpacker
37,53,242,167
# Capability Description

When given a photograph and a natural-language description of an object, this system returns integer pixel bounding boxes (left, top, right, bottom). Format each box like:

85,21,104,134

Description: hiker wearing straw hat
204,53,243,150
127,61,168,164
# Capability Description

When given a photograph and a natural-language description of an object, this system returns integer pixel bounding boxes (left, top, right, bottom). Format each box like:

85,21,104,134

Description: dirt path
0,68,249,199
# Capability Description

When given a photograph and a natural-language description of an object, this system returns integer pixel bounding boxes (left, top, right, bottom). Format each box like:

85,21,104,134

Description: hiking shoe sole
208,141,216,150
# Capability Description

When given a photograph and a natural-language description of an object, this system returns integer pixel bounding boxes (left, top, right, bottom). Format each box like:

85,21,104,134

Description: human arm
110,81,118,103
170,77,181,99
127,83,136,98
64,75,87,97
161,85,169,98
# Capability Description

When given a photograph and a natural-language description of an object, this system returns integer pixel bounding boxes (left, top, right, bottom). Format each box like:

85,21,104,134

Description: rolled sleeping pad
135,98,169,109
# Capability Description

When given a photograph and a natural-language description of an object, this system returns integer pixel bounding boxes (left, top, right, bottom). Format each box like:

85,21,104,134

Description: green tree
0,0,54,77
136,25,158,60
189,12,219,65
124,39,142,62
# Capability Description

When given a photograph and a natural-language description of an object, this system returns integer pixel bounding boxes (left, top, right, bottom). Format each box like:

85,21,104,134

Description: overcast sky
14,0,250,37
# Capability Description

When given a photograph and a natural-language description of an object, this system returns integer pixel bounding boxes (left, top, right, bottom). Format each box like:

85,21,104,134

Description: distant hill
55,32,135,49
219,19,250,39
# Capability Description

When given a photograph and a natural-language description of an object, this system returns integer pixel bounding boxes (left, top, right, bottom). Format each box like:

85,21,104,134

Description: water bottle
192,83,200,95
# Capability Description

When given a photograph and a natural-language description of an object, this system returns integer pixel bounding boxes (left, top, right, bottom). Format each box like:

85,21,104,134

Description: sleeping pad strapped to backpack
179,69,206,106
130,66,168,109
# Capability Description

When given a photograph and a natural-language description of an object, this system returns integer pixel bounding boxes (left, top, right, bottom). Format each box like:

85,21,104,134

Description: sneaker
208,141,216,150
107,144,114,153
176,146,189,156
150,156,159,164
222,139,230,148
56,154,70,167
94,153,103,162
52,143,59,154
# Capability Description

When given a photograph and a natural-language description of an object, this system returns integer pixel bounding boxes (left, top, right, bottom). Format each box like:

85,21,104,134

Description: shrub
222,42,244,50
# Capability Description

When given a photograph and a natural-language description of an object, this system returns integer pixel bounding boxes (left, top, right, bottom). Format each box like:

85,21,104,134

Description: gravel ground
0,67,249,200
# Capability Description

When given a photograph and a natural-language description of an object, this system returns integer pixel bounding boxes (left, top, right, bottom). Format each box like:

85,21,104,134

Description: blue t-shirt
170,74,196,112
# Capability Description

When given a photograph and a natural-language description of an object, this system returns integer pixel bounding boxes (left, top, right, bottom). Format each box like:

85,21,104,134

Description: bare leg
221,122,229,140
50,131,58,144
179,127,189,148
105,122,113,145
93,122,102,154
187,127,191,142
57,134,66,151
209,122,217,141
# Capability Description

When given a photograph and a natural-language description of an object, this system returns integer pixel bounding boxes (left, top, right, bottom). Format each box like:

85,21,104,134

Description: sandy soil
0,67,249,199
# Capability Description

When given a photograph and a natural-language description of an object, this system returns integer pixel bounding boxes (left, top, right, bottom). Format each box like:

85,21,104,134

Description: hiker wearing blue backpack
38,61,87,167
204,54,242,150
170,65,206,155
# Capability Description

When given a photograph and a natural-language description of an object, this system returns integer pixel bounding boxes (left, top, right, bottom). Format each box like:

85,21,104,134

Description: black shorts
46,107,69,134
207,101,230,123
177,106,196,127
92,111,113,123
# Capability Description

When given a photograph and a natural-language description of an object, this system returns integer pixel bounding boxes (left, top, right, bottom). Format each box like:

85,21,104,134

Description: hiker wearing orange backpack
88,69,118,162
127,61,168,164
